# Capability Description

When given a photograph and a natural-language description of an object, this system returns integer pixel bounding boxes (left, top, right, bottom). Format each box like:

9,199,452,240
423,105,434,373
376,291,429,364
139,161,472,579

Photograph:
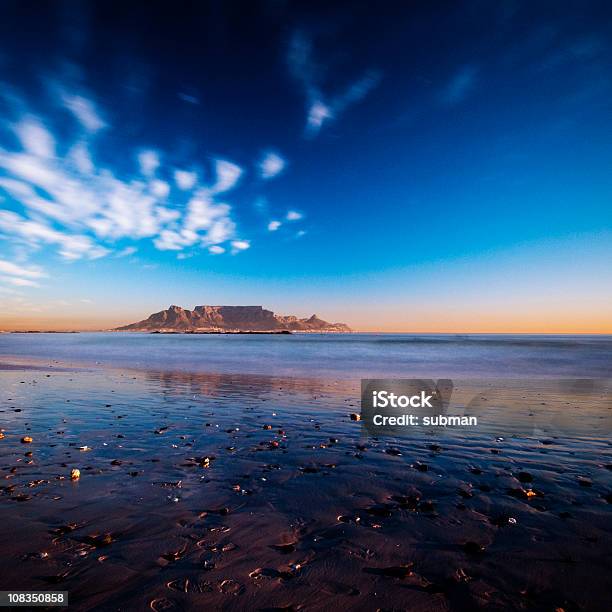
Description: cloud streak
62,93,106,132
0,258,47,289
288,31,381,135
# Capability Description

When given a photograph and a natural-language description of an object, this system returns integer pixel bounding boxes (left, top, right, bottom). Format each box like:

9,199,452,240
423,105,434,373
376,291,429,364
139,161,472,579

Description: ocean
1,332,611,378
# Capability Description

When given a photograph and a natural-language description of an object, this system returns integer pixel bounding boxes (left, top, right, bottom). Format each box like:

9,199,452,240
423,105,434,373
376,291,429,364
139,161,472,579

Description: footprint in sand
150,597,180,611
166,577,213,593
218,579,245,595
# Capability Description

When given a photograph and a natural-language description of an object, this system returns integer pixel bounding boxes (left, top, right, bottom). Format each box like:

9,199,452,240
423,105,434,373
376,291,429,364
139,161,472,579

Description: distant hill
116,305,352,333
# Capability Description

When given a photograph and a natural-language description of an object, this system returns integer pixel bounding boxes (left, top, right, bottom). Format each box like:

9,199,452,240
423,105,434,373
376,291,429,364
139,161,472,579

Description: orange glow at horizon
1,306,610,334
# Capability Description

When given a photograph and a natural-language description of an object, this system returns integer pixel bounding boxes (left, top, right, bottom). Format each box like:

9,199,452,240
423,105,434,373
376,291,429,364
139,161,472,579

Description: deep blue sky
0,0,611,331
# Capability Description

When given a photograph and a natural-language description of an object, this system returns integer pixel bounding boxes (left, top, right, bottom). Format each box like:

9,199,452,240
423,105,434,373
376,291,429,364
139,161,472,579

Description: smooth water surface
1,332,611,378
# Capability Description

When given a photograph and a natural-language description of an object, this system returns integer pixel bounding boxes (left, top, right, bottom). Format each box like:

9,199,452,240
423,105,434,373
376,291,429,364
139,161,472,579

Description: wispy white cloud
153,230,189,251
0,259,45,288
69,142,94,173
0,258,46,289
0,210,109,260
116,246,137,257
1,276,40,287
307,101,332,132
174,169,197,190
62,93,106,132
0,259,46,279
230,239,250,254
206,218,236,245
138,149,160,177
211,159,242,193
259,151,286,179
288,31,381,136
439,65,479,105
150,179,170,198
13,117,55,158
208,245,225,255
268,220,281,231
286,210,303,221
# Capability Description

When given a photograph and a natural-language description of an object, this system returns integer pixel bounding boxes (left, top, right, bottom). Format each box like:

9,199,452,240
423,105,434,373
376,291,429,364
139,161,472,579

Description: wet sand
0,363,611,611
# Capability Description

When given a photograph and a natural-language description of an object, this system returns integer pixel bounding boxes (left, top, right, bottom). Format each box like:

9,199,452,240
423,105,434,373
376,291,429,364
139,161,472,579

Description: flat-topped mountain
116,305,351,333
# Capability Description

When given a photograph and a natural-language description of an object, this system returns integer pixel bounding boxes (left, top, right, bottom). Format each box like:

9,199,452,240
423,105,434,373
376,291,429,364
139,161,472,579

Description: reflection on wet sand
0,366,610,611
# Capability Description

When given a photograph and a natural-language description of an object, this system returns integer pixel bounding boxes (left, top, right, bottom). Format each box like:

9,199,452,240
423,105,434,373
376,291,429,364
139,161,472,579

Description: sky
0,0,611,332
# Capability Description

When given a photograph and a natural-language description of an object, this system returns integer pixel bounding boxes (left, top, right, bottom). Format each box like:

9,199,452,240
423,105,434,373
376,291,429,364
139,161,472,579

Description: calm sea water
1,332,610,378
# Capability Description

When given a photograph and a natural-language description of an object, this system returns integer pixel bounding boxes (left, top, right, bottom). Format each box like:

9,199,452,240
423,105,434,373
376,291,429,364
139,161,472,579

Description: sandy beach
1,349,611,611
